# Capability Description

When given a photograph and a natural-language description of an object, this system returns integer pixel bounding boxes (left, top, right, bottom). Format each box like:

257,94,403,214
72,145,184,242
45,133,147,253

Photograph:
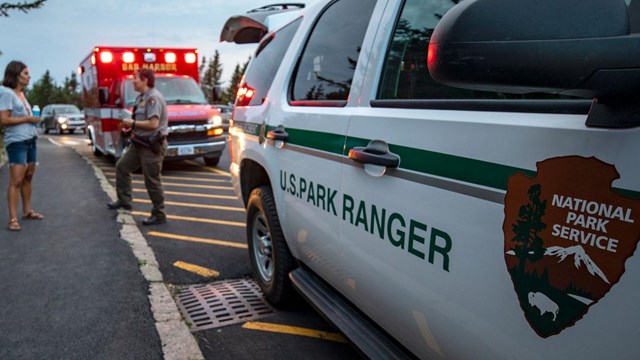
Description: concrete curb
75,146,204,360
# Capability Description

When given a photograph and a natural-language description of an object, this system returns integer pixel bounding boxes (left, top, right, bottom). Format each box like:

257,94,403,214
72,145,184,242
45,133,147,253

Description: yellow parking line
185,160,231,177
103,171,229,183
133,189,239,200
134,199,244,212
148,231,248,249
110,178,233,190
169,169,230,178
132,211,245,227
242,322,348,343
173,261,220,278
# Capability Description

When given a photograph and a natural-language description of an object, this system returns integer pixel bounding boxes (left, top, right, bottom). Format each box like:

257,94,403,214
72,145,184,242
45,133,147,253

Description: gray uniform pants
115,140,167,218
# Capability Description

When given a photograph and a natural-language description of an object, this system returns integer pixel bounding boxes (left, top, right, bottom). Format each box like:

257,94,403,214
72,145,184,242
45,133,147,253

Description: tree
0,0,46,17
58,72,81,107
202,50,224,103
221,57,250,105
511,184,547,273
26,70,56,108
199,55,207,82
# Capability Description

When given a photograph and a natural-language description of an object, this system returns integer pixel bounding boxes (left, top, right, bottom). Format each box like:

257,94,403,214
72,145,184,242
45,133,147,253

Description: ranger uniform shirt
133,87,168,138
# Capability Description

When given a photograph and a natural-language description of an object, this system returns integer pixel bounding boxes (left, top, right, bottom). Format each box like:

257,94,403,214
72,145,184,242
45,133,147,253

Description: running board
289,268,416,360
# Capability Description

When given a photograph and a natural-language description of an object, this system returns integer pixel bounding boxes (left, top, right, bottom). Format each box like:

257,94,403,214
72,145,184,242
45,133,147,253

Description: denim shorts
6,137,38,165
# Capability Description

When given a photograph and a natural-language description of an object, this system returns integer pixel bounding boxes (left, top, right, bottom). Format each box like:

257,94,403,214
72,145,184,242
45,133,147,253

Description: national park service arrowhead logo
503,156,640,338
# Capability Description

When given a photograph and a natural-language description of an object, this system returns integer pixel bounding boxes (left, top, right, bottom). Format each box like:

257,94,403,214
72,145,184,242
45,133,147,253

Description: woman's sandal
23,211,44,220
8,219,21,231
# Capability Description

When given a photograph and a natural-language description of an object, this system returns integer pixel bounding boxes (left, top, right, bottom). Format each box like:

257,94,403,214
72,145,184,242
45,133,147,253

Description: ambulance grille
175,278,275,332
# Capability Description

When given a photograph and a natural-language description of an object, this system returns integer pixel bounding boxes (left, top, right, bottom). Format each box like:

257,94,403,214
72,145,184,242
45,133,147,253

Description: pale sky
0,0,314,87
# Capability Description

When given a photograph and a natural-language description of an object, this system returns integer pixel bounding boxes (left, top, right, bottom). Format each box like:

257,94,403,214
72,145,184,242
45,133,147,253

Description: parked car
215,105,232,131
41,104,85,134
222,0,640,359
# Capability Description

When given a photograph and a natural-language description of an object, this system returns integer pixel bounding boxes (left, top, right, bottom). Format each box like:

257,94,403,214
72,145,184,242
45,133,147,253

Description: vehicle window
124,77,207,106
237,18,302,107
291,0,377,103
57,106,81,113
377,0,575,100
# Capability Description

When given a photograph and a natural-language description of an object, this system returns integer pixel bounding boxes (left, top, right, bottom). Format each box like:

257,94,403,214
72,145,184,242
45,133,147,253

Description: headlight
209,115,222,126
57,117,67,124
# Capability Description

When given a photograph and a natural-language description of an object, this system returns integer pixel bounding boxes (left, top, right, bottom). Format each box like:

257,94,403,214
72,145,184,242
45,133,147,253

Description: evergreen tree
59,72,81,107
199,55,207,81
27,70,57,108
222,57,250,105
511,184,547,273
202,51,224,103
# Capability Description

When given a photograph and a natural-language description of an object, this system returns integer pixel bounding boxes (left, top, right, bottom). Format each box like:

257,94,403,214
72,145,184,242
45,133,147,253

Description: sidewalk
0,137,201,359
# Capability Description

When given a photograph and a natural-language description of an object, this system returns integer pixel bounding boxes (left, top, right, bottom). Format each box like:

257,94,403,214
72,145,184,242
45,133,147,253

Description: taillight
235,84,255,107
164,52,177,63
100,51,113,63
427,43,437,67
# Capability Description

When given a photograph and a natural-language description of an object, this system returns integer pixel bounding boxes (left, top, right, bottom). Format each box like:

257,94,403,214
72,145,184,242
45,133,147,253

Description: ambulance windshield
123,76,208,106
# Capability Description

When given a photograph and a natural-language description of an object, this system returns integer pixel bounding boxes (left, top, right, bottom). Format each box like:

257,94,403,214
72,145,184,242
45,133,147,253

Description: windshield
123,76,207,106
55,105,81,114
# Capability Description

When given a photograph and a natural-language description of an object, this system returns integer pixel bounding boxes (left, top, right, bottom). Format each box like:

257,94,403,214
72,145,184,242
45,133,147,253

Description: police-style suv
223,0,640,358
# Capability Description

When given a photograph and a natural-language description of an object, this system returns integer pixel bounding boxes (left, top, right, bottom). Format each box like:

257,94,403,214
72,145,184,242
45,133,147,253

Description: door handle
266,125,288,141
348,140,400,168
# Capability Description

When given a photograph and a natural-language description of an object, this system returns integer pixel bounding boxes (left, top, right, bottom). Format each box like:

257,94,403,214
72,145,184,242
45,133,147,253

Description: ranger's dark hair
137,68,155,88
2,60,27,89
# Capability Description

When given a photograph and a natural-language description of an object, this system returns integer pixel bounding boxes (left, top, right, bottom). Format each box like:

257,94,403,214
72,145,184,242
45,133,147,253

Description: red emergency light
185,53,197,64
164,52,177,63
100,51,114,63
123,52,135,63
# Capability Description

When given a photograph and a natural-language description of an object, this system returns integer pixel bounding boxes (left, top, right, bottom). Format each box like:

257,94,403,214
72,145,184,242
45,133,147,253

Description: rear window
237,18,302,107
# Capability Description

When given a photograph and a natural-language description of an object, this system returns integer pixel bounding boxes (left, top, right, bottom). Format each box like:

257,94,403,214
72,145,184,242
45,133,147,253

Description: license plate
178,146,194,156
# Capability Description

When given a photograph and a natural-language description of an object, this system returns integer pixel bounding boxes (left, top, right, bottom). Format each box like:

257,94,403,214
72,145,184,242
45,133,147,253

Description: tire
203,156,220,167
44,128,49,134
246,186,296,305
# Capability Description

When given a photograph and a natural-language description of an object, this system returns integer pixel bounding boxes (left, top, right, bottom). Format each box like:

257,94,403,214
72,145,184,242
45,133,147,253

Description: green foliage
0,0,46,17
221,57,250,105
26,70,82,109
201,50,224,104
511,184,547,272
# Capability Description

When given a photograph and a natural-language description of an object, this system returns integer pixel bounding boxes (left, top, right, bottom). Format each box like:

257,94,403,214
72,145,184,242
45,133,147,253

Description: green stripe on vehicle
255,123,640,199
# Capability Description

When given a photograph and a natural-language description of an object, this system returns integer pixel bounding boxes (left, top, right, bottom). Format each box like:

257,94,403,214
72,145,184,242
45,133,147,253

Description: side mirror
98,87,109,105
428,0,639,100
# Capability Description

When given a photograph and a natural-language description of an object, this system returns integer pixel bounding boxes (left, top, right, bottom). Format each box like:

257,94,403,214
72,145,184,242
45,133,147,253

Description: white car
223,0,640,358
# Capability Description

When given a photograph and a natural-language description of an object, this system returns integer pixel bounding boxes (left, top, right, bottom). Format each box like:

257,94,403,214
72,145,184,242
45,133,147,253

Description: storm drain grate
175,278,275,332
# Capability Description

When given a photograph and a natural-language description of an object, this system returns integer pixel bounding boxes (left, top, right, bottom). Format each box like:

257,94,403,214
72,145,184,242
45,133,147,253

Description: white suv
223,0,640,358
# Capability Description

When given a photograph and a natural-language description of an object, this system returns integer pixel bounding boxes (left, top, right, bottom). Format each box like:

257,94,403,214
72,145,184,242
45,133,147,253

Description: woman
0,61,44,231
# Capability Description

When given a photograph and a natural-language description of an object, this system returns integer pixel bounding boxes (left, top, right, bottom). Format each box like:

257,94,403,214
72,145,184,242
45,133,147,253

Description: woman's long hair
2,60,27,89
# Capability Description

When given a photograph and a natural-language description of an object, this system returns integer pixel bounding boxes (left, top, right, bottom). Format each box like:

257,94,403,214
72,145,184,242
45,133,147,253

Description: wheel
44,128,49,134
246,186,296,305
203,156,220,167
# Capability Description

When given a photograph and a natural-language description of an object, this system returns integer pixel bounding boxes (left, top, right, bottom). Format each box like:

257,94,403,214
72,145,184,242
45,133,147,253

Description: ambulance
222,0,640,359
79,47,225,165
